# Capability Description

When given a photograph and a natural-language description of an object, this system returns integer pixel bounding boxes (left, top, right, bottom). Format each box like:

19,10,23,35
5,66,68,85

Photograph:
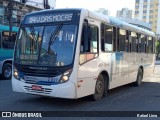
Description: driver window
80,24,98,53
80,23,99,65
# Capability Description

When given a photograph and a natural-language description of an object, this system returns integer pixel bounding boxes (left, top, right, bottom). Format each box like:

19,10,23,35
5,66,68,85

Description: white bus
12,9,156,100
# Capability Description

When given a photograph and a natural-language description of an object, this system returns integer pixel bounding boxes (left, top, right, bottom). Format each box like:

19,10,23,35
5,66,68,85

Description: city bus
0,24,18,79
12,9,155,100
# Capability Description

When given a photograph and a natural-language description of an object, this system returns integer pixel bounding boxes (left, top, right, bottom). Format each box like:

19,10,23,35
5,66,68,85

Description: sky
14,0,135,17
55,0,135,17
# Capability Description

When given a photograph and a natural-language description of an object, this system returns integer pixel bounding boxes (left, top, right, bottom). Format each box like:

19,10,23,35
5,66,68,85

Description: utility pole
7,0,13,41
43,0,50,9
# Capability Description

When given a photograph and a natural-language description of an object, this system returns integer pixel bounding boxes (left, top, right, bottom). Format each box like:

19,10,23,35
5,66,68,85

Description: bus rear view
12,9,80,98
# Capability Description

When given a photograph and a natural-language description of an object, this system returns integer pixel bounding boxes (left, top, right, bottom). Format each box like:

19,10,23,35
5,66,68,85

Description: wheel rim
4,66,11,78
95,80,103,94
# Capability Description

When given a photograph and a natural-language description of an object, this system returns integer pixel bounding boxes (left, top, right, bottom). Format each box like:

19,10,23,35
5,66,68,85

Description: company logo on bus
27,13,73,24
29,67,48,70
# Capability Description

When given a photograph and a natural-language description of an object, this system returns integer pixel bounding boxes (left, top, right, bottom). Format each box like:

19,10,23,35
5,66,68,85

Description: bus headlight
62,75,69,81
13,68,20,80
14,71,18,77
60,69,72,83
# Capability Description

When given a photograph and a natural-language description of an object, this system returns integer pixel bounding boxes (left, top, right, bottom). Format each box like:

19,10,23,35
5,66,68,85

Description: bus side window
153,37,155,54
90,25,98,53
148,36,153,53
131,32,137,52
113,27,117,51
145,36,147,53
128,31,132,52
2,31,17,49
136,33,139,52
126,30,129,52
80,24,98,53
146,36,148,53
140,34,145,53
119,29,126,51
80,24,87,53
138,34,141,53
103,25,113,52
2,36,9,49
79,24,99,65
117,28,120,51
101,23,105,51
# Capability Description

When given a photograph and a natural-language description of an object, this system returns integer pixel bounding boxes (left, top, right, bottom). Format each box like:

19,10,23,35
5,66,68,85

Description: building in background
134,0,160,34
95,8,110,16
115,6,151,33
13,0,56,9
0,0,56,26
0,0,42,27
116,8,133,18
25,0,56,9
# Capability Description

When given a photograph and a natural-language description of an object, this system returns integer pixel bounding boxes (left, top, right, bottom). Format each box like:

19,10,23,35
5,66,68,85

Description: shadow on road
14,83,142,109
1,78,160,112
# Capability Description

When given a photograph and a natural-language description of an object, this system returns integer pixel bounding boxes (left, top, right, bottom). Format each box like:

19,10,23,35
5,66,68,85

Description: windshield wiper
29,26,39,54
29,26,37,41
48,23,63,53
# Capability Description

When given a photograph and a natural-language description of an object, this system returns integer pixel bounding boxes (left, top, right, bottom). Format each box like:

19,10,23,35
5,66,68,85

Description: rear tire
134,68,143,87
2,63,12,80
91,74,105,101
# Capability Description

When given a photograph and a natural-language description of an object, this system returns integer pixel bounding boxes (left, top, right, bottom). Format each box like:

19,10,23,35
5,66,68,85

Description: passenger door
77,18,100,98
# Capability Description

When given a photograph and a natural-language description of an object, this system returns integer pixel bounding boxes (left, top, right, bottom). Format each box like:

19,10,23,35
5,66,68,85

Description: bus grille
20,69,61,77
24,86,52,94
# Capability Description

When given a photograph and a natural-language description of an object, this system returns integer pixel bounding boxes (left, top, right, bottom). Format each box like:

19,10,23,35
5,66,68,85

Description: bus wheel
134,68,143,87
2,63,12,80
92,74,105,101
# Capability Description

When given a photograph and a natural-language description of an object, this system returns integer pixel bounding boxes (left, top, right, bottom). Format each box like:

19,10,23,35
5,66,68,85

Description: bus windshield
15,24,77,67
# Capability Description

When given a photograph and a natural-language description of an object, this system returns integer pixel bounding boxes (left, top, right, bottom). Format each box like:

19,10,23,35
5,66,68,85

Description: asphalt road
0,65,160,120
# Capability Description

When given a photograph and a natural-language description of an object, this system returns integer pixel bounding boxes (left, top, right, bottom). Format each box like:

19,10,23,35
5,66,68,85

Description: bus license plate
32,85,42,90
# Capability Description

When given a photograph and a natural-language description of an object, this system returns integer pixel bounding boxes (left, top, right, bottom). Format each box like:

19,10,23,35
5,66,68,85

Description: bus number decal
48,77,59,83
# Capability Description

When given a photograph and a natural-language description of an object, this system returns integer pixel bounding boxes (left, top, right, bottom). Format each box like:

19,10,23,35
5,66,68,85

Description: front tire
2,63,12,80
92,74,105,101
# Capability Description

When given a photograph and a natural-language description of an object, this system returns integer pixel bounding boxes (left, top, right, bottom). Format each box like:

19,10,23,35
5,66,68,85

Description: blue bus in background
0,24,18,79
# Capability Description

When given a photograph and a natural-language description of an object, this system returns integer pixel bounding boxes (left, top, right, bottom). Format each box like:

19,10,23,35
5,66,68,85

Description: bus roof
84,9,155,37
108,16,155,37
81,9,155,37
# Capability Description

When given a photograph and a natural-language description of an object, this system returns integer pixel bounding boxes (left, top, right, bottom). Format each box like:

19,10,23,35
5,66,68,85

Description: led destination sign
25,13,73,24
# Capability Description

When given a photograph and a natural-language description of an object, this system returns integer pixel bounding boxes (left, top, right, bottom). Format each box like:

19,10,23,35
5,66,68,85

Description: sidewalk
155,61,160,65
143,65,160,83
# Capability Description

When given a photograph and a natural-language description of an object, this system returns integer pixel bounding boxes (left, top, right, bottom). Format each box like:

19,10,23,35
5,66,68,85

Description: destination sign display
25,13,73,24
